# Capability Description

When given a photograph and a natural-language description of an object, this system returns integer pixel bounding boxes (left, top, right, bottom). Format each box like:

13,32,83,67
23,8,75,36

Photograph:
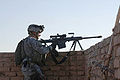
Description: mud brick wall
84,36,113,80
0,53,23,80
84,23,120,80
0,51,85,80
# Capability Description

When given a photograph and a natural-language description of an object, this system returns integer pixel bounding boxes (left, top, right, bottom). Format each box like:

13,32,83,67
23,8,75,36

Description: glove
51,43,56,49
52,49,59,57
48,44,56,51
23,61,27,67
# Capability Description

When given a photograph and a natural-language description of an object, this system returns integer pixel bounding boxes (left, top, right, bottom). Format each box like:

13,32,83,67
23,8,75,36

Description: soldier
21,24,55,80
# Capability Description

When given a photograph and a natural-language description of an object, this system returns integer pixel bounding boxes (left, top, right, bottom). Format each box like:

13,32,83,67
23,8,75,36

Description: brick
100,54,106,60
10,77,23,80
41,66,51,71
45,60,55,66
65,71,70,76
59,60,69,66
0,77,9,80
113,23,120,35
0,72,5,77
77,76,84,80
59,77,68,80
0,67,10,72
59,71,66,76
96,55,101,60
0,63,4,67
77,66,85,71
45,71,53,76
113,34,120,46
3,62,15,67
9,53,15,57
0,53,14,58
70,56,77,61
58,53,67,57
76,51,83,54
69,76,77,80
115,68,120,79
90,77,96,80
0,53,11,58
69,66,77,71
46,76,57,80
69,71,77,76
53,71,59,76
87,46,95,53
11,67,21,71
77,61,85,66
77,71,85,76
95,77,101,80
16,72,24,77
54,71,68,76
102,37,111,47
59,66,69,71
0,57,11,62
69,61,77,65
3,62,11,67
5,72,16,77
52,76,59,80
114,57,120,68
115,46,120,57
10,57,15,62
50,66,60,70
98,42,103,48
77,55,85,61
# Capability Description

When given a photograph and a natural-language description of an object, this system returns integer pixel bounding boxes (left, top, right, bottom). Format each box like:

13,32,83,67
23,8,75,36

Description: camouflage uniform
21,36,51,80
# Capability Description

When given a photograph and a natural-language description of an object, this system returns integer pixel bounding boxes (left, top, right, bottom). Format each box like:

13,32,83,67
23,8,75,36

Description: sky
0,0,120,52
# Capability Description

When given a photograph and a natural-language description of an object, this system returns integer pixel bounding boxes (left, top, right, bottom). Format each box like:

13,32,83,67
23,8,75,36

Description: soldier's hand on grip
51,43,56,50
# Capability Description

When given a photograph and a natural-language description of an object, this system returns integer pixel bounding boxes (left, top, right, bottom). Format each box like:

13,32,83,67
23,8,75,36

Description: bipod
70,40,84,51
57,40,84,64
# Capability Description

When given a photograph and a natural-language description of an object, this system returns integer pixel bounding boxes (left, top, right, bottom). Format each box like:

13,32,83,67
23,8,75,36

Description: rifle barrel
81,36,102,39
65,36,102,41
40,36,102,43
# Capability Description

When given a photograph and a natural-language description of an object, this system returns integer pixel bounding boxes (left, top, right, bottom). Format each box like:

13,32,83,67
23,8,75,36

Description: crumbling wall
84,36,113,80
0,51,85,80
84,23,120,80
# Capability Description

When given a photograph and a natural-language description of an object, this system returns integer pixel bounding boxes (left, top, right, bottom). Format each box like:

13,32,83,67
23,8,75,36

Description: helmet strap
29,32,39,40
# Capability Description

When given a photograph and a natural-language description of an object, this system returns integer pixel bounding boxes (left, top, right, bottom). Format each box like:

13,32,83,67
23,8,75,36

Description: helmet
28,24,44,33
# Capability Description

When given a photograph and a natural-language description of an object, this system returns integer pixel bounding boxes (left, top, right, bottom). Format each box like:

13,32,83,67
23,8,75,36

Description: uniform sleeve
29,38,51,54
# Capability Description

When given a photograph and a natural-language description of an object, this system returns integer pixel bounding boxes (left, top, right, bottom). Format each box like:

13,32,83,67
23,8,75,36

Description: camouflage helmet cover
28,24,44,33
